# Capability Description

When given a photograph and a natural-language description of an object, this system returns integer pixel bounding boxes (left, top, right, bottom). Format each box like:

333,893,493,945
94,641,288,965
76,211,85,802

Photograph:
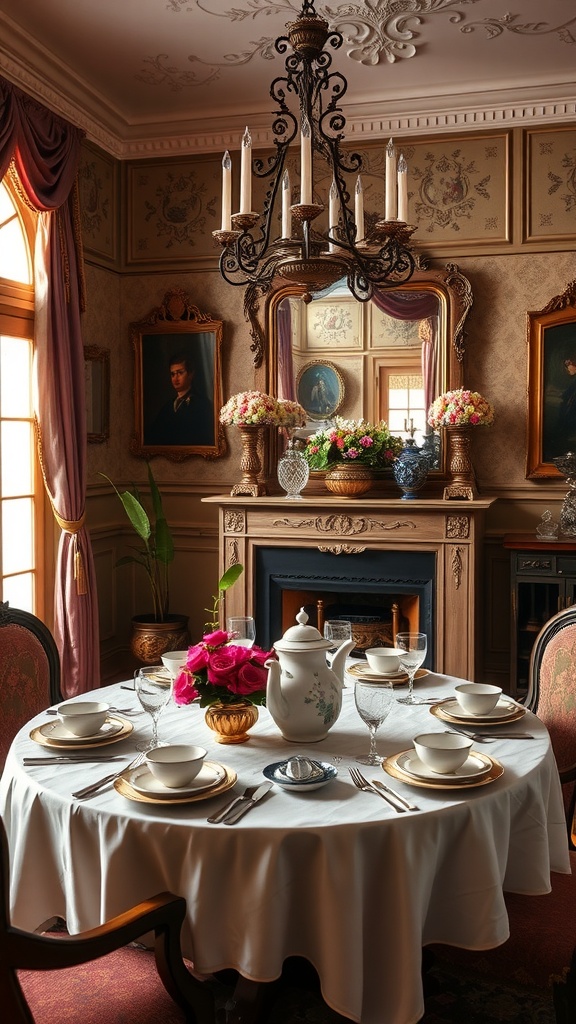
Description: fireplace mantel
203,495,496,681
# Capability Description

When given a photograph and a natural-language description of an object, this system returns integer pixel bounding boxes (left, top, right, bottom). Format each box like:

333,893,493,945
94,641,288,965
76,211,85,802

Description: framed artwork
130,288,225,461
525,127,576,243
296,360,345,421
84,345,110,443
526,280,576,478
305,295,361,350
78,140,119,266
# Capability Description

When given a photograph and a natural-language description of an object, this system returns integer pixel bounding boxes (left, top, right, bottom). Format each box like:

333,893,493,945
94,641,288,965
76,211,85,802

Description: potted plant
102,463,190,664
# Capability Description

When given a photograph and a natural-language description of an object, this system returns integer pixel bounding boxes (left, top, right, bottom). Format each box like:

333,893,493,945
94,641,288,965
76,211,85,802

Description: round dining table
0,670,570,1024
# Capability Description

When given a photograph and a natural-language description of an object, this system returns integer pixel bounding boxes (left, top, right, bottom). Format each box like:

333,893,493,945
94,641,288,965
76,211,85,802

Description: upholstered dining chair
0,816,220,1024
0,602,62,773
428,603,576,1024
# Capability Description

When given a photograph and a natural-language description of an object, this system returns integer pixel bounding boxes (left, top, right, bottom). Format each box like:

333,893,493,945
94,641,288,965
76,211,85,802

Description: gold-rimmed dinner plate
30,714,133,750
393,749,493,783
430,698,526,726
346,665,429,686
384,749,503,790
127,760,226,799
114,761,237,804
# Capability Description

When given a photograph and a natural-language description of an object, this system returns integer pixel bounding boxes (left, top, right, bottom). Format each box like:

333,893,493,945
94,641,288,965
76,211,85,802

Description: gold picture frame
130,288,225,461
526,279,576,478
296,360,345,421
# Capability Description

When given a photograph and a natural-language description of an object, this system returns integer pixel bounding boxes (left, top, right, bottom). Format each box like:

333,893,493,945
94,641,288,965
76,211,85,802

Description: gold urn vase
324,464,373,497
204,700,259,744
130,614,190,665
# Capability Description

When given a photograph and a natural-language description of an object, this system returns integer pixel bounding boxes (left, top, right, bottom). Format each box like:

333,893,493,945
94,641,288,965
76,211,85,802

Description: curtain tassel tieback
53,510,87,596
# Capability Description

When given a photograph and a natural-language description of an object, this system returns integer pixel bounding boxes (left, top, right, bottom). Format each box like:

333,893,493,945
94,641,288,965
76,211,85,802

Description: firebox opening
281,590,420,657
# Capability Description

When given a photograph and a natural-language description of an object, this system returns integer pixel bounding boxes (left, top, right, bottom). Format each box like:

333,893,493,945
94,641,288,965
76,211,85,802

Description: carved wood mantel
203,495,496,681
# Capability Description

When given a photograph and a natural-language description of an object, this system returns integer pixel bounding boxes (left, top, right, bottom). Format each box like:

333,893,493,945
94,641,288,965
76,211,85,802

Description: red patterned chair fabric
0,604,62,773
528,605,576,836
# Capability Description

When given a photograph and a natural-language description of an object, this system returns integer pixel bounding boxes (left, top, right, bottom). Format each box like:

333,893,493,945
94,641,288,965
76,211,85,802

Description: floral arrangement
172,563,274,709
302,417,403,471
219,391,305,428
427,389,494,429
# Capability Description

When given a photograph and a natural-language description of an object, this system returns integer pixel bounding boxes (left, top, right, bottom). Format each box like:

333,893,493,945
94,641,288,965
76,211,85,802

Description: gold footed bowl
204,700,259,744
324,464,373,497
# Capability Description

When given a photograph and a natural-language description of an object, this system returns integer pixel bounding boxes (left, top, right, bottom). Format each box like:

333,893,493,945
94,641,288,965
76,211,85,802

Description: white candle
300,115,312,205
355,175,364,243
281,169,292,238
240,126,252,215
329,179,339,252
221,150,232,231
397,153,408,222
385,137,397,220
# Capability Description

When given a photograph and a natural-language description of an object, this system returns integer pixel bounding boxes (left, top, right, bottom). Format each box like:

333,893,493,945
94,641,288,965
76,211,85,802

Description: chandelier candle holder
212,1,417,303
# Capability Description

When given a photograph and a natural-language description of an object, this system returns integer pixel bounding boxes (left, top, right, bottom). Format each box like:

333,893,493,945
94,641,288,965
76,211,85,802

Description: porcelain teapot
265,608,355,742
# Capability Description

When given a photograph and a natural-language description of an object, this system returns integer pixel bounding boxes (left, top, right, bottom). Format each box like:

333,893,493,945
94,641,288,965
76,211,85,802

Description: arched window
0,176,45,616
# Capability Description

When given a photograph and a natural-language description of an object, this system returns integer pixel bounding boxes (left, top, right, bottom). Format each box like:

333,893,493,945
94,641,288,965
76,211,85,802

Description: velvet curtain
371,288,439,415
0,78,100,696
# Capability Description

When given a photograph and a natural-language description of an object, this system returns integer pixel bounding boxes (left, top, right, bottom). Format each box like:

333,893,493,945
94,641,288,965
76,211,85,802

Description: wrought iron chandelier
213,0,417,304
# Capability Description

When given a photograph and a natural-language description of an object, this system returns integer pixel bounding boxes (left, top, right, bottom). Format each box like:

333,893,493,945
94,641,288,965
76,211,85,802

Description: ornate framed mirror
252,261,473,482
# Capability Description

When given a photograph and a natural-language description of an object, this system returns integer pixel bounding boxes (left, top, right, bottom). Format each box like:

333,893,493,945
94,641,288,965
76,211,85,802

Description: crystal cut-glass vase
277,440,309,499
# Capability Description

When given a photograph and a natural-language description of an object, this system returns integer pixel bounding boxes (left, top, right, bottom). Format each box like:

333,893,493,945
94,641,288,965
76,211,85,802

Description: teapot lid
273,608,333,652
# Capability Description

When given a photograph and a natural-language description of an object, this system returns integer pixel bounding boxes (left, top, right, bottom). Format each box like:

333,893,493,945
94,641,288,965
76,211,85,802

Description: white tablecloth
0,673,570,1024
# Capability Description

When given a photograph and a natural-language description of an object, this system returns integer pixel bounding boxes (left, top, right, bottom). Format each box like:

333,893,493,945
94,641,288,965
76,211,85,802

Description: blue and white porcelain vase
393,439,429,500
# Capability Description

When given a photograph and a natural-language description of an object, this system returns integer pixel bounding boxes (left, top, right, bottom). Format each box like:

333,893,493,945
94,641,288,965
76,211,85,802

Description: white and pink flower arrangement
172,563,275,709
303,417,403,471
219,390,305,428
427,389,494,429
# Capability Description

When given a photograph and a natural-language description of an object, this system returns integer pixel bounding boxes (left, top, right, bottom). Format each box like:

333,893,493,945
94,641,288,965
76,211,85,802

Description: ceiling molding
1,13,575,161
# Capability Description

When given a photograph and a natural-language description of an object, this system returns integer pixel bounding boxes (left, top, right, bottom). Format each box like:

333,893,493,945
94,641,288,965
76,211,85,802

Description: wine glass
134,665,172,750
323,619,352,649
354,679,394,765
226,616,256,648
395,632,427,705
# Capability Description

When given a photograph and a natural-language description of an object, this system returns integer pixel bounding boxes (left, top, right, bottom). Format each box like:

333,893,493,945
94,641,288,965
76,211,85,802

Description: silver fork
72,752,146,799
348,767,406,813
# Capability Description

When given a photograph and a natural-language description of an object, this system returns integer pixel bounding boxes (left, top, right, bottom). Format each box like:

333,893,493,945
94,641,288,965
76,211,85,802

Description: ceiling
1,0,575,158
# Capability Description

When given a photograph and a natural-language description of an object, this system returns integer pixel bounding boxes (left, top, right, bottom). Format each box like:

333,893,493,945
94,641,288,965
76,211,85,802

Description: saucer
128,760,225,798
384,750,503,790
30,714,133,750
114,762,236,805
263,760,338,792
347,664,429,685
396,749,493,782
430,698,526,726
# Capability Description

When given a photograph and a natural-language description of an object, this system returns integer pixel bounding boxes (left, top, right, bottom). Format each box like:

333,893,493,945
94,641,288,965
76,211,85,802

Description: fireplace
203,493,495,680
254,545,435,663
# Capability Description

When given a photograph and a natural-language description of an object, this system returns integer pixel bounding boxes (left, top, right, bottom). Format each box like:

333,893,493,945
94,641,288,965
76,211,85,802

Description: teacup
145,744,207,788
161,650,189,679
365,647,403,674
413,732,473,774
57,700,110,737
454,683,502,716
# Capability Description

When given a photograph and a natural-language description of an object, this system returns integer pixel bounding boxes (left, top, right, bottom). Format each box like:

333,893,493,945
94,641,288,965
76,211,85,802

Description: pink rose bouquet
173,629,273,708
219,391,306,429
427,389,494,429
303,417,403,470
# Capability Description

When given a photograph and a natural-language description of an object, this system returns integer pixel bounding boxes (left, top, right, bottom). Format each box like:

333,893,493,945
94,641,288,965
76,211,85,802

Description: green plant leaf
155,517,174,565
218,563,243,592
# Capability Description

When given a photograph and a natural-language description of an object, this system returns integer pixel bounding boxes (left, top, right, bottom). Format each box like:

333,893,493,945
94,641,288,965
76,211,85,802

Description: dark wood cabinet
504,534,576,697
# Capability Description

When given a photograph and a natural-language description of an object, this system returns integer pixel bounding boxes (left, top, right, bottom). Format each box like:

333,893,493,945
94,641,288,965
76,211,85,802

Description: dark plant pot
130,614,190,665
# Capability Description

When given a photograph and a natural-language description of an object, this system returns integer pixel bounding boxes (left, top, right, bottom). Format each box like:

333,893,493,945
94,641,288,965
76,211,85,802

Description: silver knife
207,783,265,824
371,778,419,811
222,782,272,825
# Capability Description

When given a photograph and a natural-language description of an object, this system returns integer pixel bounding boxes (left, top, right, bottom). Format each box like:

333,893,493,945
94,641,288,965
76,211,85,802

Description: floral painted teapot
265,608,355,742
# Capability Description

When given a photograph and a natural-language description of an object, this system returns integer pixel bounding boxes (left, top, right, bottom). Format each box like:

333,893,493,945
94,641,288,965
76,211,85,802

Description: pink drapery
0,77,100,696
370,288,439,415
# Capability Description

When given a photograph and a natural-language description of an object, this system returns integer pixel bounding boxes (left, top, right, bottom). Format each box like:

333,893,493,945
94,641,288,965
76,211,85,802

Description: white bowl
365,647,403,674
161,650,189,678
57,700,110,737
454,683,502,716
145,744,206,789
413,732,473,774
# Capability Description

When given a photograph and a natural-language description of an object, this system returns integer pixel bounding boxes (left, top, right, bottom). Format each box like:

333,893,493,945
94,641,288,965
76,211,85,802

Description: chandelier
212,0,417,304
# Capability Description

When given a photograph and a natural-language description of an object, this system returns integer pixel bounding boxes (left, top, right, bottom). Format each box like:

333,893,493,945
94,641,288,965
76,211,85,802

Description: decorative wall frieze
272,515,416,535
